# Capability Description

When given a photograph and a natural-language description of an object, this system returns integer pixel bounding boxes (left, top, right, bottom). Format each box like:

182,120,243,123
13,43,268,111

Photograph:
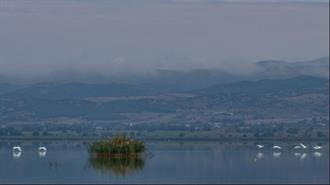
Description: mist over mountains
0,0,328,135
0,54,328,143
255,57,329,79
0,56,328,125
1,0,328,81
0,1,328,144
1,57,328,92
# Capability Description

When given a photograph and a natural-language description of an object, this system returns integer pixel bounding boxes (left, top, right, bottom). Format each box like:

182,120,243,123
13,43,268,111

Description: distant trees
0,127,22,136
32,131,40,136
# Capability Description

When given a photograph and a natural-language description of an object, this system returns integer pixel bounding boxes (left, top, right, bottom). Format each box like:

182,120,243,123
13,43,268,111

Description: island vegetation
88,135,145,158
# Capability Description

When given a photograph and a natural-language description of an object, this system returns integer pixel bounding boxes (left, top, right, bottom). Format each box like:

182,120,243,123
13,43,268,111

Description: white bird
273,145,282,150
13,146,22,152
12,146,22,159
299,143,307,149
256,145,264,149
293,145,302,149
38,147,47,157
38,146,47,151
312,145,322,150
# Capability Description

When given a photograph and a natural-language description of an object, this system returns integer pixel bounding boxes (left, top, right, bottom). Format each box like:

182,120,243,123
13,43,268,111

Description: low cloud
0,0,328,79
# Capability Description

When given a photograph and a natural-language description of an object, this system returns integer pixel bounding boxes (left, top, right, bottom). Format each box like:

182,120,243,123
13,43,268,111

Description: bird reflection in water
39,150,47,157
48,160,60,169
313,152,322,157
294,152,307,160
253,152,264,162
38,151,46,157
273,152,281,158
256,152,264,159
294,152,302,157
300,153,307,160
89,156,145,176
13,151,22,159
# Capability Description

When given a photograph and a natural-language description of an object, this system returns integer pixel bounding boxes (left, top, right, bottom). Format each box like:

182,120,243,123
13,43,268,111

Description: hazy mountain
188,75,329,119
255,57,329,79
195,75,329,96
0,82,180,99
0,57,328,92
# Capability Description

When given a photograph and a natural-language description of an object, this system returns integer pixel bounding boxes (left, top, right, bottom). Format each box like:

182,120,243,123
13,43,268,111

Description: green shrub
89,135,145,156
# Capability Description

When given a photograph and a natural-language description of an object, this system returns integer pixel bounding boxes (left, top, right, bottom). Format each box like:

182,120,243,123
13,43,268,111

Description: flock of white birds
256,143,323,150
253,143,325,162
12,146,47,152
12,146,47,158
11,143,325,160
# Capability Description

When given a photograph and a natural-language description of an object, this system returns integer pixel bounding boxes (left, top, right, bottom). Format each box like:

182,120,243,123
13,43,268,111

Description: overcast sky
0,0,328,77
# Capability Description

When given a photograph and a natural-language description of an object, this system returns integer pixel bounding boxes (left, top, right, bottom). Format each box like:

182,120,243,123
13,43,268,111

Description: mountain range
0,57,328,127
0,57,328,92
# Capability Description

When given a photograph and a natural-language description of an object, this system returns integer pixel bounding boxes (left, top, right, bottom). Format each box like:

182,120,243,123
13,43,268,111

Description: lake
0,140,328,184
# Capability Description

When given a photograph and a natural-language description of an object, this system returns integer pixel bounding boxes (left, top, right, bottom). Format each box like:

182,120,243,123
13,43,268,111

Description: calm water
0,140,328,184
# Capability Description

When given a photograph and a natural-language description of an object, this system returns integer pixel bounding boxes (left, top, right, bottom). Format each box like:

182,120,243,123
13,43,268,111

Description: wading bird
272,145,282,150
256,145,264,149
299,143,307,149
13,146,22,159
38,147,47,151
293,145,302,149
13,146,22,152
38,146,47,157
312,145,322,150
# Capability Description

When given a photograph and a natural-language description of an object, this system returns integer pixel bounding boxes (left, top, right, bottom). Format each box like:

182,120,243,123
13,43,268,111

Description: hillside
1,82,179,99
186,76,329,119
255,57,329,79
0,75,328,124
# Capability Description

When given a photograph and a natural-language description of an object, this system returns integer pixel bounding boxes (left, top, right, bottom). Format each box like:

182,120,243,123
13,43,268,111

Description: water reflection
1,141,328,184
256,152,264,159
273,152,281,158
48,161,60,169
88,157,145,176
294,152,308,160
254,152,264,162
313,152,322,157
300,153,307,160
13,151,22,159
254,151,324,162
294,152,302,157
38,150,47,157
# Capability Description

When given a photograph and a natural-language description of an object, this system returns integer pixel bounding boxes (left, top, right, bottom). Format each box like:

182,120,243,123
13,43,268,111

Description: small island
88,135,146,158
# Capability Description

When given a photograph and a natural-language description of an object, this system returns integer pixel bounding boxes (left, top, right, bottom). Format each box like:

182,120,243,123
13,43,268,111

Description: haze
0,0,328,78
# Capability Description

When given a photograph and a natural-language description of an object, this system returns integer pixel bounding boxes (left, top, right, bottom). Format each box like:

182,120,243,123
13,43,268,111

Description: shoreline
0,136,329,142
